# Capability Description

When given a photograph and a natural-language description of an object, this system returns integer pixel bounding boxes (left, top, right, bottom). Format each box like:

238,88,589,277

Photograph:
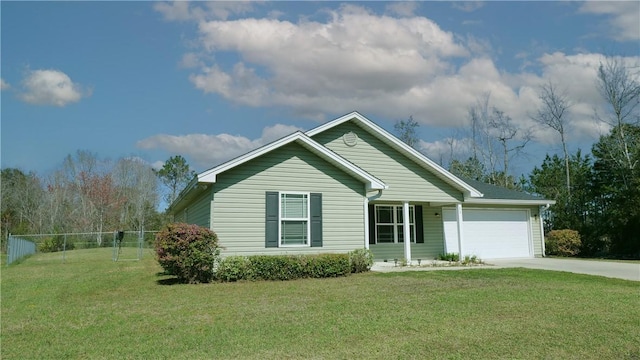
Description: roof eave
464,198,556,206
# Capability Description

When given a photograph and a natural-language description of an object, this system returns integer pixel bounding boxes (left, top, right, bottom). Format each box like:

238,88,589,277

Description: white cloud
452,2,485,13
137,124,303,170
0,78,10,90
579,2,640,42
188,6,469,120
419,137,474,166
385,2,419,17
158,4,638,148
154,1,255,22
19,69,88,107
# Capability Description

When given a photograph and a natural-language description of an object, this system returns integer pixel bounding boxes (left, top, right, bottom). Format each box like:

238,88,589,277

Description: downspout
364,189,383,250
539,204,550,257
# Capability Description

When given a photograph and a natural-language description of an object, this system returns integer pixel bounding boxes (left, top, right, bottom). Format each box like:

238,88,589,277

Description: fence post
63,234,67,263
112,231,117,262
6,233,11,267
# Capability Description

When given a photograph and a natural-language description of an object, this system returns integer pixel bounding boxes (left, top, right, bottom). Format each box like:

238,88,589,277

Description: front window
375,205,415,244
280,193,310,246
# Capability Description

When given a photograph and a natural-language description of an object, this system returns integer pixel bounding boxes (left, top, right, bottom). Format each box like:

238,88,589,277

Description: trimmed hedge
215,249,372,282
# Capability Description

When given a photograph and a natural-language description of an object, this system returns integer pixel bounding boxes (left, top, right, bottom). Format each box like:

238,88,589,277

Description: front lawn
2,249,638,359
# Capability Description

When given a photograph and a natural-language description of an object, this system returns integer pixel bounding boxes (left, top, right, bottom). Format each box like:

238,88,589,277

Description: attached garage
443,208,533,259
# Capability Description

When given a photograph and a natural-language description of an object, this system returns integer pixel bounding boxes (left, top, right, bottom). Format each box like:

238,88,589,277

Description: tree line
397,57,639,258
1,152,195,246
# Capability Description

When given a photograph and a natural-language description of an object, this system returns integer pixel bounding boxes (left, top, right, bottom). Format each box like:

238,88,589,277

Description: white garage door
443,208,532,259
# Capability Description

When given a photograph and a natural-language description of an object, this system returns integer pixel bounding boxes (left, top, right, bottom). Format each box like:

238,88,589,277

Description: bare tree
394,116,420,149
468,93,499,178
489,108,532,187
114,157,158,232
596,57,640,170
531,81,573,194
462,93,531,188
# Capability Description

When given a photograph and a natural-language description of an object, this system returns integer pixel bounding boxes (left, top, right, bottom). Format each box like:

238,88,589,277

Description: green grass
2,249,639,359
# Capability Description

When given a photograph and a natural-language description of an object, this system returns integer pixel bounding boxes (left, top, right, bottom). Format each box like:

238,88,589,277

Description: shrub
39,235,75,253
154,223,221,284
304,254,350,278
546,229,581,257
213,253,352,282
461,255,482,265
215,256,254,282
349,248,374,273
438,253,459,262
249,255,305,281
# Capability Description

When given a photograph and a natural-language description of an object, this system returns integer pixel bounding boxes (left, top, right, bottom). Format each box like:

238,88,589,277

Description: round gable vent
343,131,358,147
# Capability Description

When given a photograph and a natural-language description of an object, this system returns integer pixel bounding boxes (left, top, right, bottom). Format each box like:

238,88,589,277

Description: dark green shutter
415,205,424,243
368,204,376,244
265,192,279,248
310,193,322,247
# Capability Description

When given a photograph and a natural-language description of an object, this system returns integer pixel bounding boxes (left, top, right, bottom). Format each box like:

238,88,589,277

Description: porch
366,202,463,263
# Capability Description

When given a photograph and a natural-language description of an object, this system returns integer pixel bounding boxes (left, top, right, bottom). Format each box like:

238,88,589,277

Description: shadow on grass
156,277,183,286
155,271,183,286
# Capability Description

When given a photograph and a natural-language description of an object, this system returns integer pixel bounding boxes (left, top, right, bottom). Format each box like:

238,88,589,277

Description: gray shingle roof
461,177,548,201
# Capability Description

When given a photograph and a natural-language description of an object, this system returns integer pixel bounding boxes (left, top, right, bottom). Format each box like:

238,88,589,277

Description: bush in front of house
215,251,366,282
438,252,460,262
215,256,254,282
545,229,581,257
304,253,351,278
349,248,374,273
154,223,221,284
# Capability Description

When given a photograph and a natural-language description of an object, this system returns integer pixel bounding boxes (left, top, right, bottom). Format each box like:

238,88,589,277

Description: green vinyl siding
531,207,543,257
370,244,404,261
311,121,462,203
423,207,445,257
212,142,366,256
187,188,212,228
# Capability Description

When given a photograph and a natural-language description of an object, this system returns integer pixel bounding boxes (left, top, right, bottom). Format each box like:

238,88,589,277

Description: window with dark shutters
265,191,322,248
265,192,279,248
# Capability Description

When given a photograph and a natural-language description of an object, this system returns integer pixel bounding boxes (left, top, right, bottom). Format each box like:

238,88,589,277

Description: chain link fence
6,231,158,265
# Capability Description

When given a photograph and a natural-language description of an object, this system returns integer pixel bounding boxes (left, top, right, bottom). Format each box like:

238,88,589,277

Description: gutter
363,189,384,250
539,203,551,257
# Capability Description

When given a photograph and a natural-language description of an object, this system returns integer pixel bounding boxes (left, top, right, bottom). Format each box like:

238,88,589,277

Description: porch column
403,201,411,264
363,197,370,250
456,203,464,259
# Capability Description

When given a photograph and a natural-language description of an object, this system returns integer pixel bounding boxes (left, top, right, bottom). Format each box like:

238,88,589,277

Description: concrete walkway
487,258,640,281
371,258,640,281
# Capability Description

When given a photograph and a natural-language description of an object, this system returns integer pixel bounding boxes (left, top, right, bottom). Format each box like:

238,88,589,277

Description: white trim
539,206,547,257
198,131,386,191
363,196,369,250
526,208,534,257
278,191,311,248
306,111,483,198
403,201,411,263
373,204,416,244
464,198,556,206
455,203,464,259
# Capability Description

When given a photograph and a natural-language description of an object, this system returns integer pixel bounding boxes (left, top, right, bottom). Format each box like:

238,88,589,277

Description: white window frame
374,204,415,244
278,191,311,247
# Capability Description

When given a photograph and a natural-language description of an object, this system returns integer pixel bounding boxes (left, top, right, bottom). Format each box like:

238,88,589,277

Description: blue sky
2,1,639,178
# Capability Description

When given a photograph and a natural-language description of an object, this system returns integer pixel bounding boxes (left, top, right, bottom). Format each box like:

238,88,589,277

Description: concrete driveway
487,258,640,281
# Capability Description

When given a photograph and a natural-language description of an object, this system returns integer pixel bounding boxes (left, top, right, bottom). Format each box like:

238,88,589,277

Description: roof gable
306,111,483,198
198,131,387,191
